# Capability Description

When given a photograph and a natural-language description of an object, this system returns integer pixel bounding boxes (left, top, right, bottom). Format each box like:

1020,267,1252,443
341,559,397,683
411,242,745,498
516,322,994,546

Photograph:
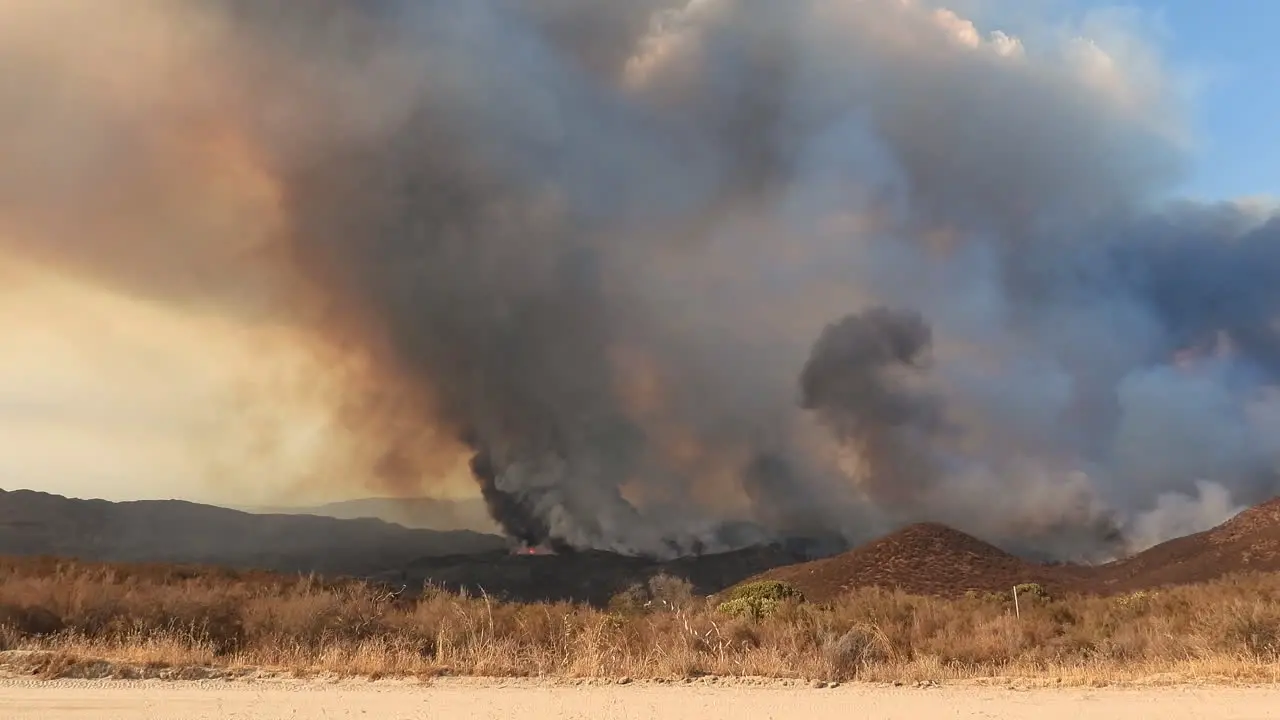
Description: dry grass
2,557,1280,684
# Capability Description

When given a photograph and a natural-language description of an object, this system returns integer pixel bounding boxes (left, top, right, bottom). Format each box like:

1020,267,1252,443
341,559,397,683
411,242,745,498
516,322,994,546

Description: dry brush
2,557,1279,684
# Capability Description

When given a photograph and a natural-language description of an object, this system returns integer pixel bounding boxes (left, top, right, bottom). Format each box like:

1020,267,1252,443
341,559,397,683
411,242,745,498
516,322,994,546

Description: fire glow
512,545,556,557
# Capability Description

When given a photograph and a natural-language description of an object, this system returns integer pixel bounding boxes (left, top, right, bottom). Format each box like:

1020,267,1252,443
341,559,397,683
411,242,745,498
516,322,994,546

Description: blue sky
1104,1,1279,201
965,1,1278,201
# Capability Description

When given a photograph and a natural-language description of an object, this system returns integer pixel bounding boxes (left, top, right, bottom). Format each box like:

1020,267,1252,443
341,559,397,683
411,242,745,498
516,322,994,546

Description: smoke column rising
3,0,1279,559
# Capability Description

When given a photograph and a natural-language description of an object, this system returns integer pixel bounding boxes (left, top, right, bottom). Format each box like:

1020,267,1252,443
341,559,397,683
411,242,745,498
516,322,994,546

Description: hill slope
747,523,1083,600
747,499,1280,600
1095,498,1280,591
241,497,499,533
0,488,506,576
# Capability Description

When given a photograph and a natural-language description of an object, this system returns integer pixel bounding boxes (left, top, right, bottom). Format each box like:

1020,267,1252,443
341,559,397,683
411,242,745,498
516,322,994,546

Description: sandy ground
3,678,1280,720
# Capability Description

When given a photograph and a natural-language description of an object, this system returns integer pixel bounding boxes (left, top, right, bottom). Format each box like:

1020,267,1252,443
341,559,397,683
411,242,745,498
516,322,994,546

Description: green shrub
963,590,1007,604
716,597,780,620
725,581,805,604
716,581,804,620
1113,590,1154,612
1013,583,1050,601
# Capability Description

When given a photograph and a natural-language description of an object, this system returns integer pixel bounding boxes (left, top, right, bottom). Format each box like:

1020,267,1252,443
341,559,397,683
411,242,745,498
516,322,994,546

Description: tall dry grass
2,556,1280,683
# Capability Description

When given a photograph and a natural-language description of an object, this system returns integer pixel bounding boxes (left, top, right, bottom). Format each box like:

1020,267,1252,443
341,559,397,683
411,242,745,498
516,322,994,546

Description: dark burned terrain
376,544,816,605
5,488,1280,605
0,488,812,604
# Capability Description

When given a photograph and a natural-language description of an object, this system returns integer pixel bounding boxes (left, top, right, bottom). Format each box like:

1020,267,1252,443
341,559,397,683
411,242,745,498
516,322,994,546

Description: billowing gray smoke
799,307,943,506
3,0,1279,560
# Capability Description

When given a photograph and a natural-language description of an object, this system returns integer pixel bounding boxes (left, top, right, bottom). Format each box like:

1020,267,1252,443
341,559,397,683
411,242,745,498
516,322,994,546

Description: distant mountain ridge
238,496,499,534
0,488,506,577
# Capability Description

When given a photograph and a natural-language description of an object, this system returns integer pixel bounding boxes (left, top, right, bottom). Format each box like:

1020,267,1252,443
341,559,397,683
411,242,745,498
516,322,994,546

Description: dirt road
3,678,1279,719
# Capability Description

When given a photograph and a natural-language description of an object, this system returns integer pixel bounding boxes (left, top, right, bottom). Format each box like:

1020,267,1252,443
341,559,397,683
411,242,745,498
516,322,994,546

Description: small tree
1013,583,1050,601
716,581,805,620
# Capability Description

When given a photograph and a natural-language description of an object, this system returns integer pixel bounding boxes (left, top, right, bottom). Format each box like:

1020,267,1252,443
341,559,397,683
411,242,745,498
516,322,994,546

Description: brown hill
1095,498,1280,592
748,498,1280,600
1209,497,1280,546
0,488,506,577
746,523,1082,600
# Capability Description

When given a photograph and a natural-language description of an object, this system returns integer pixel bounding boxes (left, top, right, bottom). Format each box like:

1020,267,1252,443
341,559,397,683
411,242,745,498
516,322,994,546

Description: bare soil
3,677,1279,720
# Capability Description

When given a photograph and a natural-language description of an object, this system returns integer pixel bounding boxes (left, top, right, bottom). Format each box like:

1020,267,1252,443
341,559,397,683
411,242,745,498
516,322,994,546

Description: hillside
747,523,1084,600
746,498,1280,600
9,487,1280,604
0,488,506,577
241,496,499,533
1095,497,1280,591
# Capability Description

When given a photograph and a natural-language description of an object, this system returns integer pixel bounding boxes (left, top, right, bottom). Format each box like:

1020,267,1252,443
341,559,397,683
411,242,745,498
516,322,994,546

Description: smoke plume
3,0,1279,559
799,307,944,506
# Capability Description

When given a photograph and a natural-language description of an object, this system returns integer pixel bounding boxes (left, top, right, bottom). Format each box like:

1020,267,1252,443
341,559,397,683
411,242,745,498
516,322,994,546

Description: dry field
2,556,1280,686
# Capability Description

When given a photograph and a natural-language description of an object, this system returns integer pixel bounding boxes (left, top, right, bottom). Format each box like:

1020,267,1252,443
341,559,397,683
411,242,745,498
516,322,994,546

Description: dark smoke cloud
3,0,1279,560
799,307,944,505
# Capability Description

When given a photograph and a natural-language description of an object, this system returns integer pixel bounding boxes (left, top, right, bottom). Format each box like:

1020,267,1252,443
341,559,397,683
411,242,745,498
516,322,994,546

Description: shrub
822,625,892,679
7,553,1280,683
1113,591,1154,614
715,581,804,620
964,590,1008,604
607,574,697,615
716,597,780,620
724,581,805,604
0,624,18,652
1221,602,1280,659
1013,583,1050,601
607,584,650,615
0,603,65,637
646,574,695,611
